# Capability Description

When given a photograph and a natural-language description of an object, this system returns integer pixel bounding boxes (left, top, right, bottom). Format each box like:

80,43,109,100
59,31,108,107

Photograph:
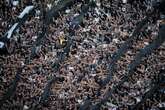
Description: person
59,34,66,46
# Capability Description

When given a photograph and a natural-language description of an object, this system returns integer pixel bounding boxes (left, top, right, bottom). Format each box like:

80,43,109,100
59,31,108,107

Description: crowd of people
0,0,165,110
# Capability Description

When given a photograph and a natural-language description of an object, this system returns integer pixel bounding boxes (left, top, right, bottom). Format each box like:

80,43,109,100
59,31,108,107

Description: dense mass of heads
0,0,165,110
